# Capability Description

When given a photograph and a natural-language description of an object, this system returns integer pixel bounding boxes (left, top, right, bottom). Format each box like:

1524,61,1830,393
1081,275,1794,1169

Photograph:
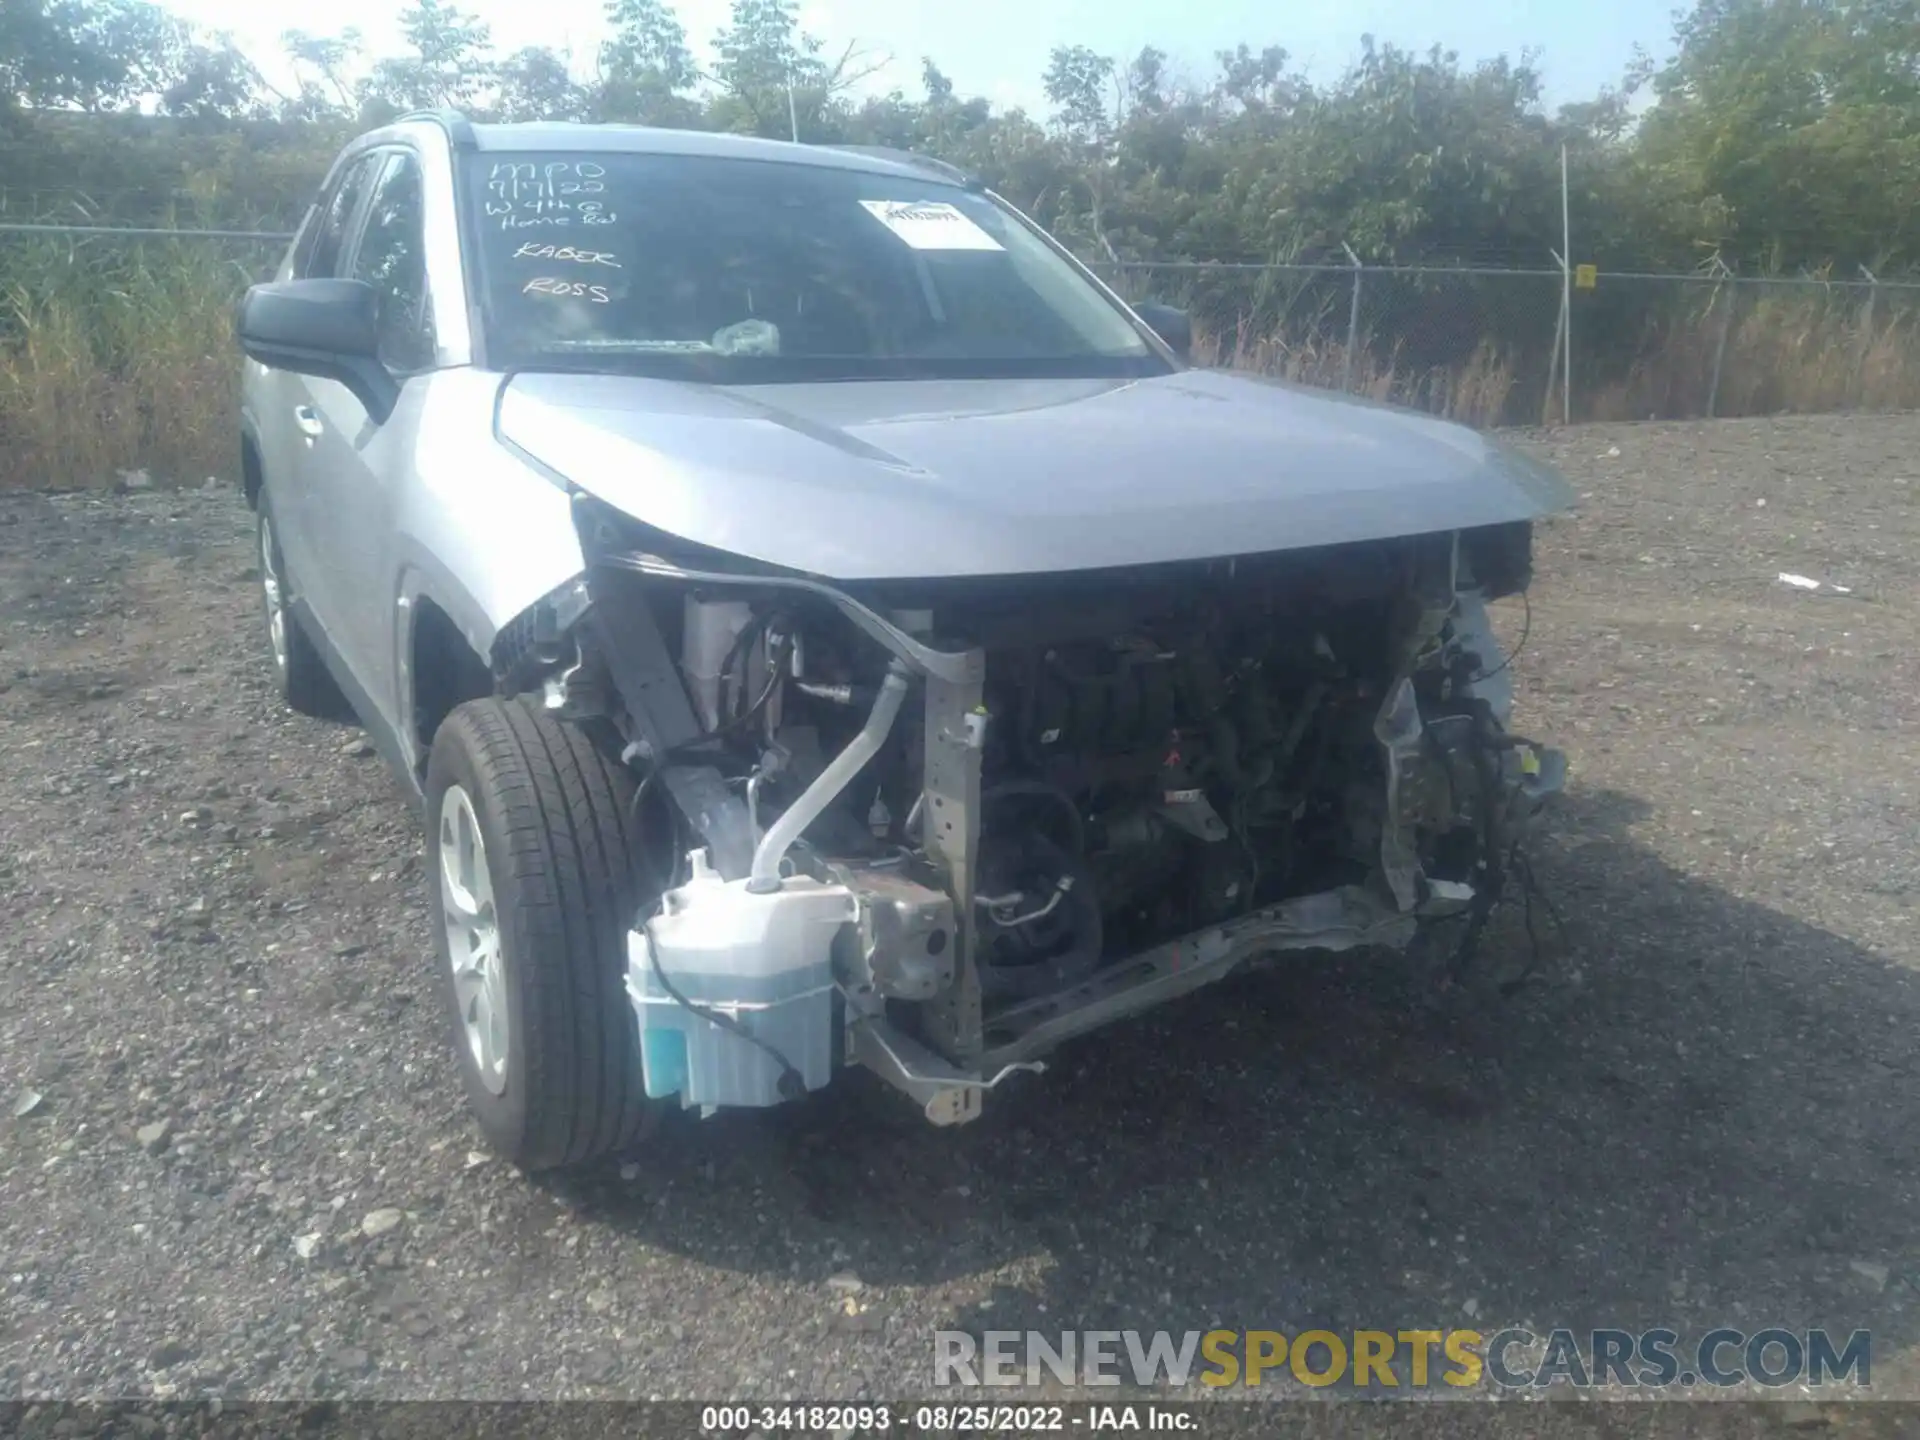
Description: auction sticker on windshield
860,199,1004,251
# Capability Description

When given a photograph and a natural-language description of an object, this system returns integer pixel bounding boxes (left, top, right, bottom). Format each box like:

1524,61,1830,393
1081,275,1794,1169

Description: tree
1,0,187,114
363,0,494,114
1634,0,1920,267
6,0,1916,281
494,46,585,121
600,0,695,107
1213,44,1297,116
707,0,882,140
922,58,953,106
710,0,821,136
1043,45,1115,146
161,35,268,119
282,28,363,116
1123,46,1168,117
915,59,992,153
1212,40,1564,262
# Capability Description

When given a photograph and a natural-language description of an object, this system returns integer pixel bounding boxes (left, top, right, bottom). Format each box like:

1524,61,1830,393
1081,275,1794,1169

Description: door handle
293,405,324,439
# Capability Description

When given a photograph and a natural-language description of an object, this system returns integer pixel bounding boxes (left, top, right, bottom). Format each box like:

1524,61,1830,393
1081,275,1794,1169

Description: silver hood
496,368,1574,581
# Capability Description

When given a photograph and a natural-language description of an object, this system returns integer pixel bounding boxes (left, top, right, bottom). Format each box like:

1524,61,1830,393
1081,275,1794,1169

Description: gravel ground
4,414,1920,1410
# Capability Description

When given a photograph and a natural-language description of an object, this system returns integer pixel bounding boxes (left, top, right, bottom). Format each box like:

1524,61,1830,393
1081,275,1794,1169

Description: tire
256,497,347,719
425,697,655,1170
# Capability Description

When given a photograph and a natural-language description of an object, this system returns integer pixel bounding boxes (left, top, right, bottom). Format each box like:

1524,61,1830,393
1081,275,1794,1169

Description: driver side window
297,155,379,279
349,152,435,374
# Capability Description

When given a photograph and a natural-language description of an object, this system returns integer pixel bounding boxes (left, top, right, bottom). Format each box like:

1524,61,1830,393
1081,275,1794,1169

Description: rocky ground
4,415,1920,1417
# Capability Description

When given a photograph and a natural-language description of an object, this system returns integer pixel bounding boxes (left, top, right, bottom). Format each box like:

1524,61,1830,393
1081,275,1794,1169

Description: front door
270,152,383,625
299,148,439,728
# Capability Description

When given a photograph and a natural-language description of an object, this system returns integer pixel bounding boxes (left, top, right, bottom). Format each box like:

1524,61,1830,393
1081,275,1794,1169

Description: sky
160,0,1679,114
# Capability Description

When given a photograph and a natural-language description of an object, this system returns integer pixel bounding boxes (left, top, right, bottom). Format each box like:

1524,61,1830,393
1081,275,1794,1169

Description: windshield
464,150,1165,381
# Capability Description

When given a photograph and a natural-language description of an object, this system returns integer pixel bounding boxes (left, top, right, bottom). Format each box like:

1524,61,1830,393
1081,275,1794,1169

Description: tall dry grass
1571,283,1920,422
0,236,273,489
1195,323,1522,428
1169,265,1920,428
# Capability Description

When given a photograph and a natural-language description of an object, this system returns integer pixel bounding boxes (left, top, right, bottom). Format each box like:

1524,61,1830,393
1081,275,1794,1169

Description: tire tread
432,698,649,1169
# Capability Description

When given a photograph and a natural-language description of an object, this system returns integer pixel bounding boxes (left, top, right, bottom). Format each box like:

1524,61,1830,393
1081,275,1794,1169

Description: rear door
300,148,439,723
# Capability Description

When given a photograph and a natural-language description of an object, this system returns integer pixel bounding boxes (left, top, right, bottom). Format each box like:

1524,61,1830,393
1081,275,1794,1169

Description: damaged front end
501,497,1566,1125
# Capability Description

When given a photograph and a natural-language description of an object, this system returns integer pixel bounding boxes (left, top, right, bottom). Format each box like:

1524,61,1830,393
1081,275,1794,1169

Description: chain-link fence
0,178,315,233
1093,259,1920,428
1094,261,1564,427
1573,272,1920,421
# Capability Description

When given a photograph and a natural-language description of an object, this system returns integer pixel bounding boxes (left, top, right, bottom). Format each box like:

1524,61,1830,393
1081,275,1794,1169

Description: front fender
396,373,588,635
388,372,590,770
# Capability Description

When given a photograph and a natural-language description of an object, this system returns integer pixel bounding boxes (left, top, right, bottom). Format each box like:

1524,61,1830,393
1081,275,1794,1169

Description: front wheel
425,698,656,1169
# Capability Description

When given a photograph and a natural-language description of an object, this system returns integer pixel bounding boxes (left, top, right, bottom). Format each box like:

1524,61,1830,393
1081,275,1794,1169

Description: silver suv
238,112,1571,1171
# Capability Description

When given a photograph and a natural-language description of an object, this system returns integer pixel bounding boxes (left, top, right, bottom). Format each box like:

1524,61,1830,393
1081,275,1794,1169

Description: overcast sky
159,0,1675,114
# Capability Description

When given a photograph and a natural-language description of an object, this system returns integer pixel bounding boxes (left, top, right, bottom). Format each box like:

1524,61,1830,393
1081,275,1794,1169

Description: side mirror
1134,302,1192,363
237,278,398,423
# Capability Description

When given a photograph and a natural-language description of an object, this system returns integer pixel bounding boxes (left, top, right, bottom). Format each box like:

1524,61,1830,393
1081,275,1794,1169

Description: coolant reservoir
627,851,854,1110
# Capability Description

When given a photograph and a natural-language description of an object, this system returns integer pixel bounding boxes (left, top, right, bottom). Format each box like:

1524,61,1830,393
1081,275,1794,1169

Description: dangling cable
1471,590,1532,684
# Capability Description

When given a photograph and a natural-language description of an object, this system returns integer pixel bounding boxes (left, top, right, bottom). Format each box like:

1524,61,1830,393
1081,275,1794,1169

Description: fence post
1543,249,1568,427
1706,259,1736,419
1559,142,1573,425
1339,242,1364,393
1855,264,1880,407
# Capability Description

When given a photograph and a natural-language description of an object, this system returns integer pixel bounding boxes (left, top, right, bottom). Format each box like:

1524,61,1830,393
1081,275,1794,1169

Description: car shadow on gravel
544,785,1920,1351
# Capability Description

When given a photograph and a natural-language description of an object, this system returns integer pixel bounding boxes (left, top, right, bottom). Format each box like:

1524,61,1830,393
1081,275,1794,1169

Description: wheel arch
406,591,496,776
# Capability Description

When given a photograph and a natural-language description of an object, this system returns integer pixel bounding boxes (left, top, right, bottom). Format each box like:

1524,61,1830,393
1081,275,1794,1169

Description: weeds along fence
6,221,1920,490
1094,261,1920,431
1094,261,1562,427
0,226,288,490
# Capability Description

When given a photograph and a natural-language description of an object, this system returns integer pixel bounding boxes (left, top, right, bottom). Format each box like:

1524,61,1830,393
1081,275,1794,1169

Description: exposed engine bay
508,497,1566,1124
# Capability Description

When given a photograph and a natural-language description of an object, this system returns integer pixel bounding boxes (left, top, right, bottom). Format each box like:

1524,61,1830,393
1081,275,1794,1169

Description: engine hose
749,662,910,890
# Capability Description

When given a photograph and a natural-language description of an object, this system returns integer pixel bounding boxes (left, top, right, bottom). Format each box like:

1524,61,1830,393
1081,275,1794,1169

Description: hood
495,368,1574,582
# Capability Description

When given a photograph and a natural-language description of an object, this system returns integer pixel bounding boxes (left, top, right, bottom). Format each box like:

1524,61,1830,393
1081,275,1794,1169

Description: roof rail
394,108,477,148
819,144,980,189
